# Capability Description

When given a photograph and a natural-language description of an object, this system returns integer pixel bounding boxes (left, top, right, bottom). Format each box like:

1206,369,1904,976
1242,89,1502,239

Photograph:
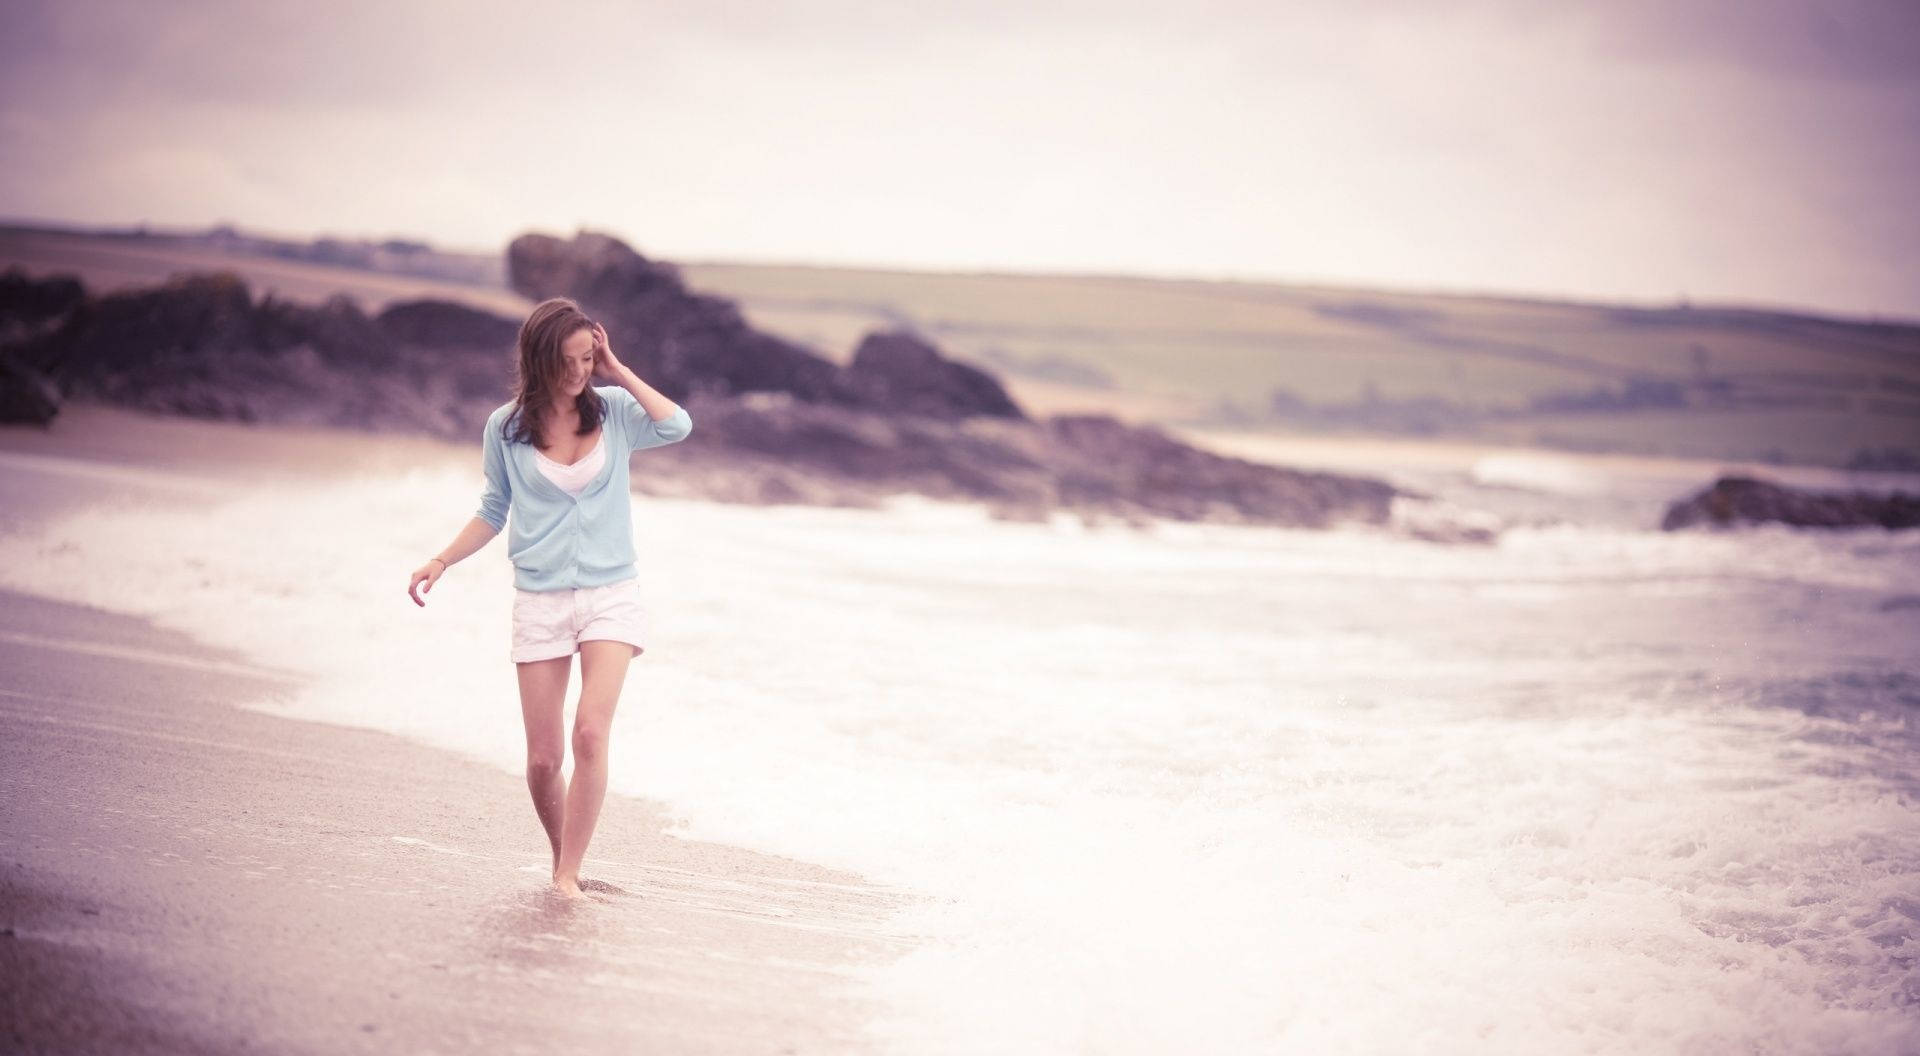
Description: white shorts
511,578,649,663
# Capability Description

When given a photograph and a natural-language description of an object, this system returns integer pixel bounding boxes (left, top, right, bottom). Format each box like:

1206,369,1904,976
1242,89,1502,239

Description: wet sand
0,418,915,1054
0,403,473,481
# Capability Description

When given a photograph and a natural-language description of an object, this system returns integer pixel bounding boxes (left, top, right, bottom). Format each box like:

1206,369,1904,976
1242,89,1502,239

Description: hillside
4,222,1915,469
680,262,1920,470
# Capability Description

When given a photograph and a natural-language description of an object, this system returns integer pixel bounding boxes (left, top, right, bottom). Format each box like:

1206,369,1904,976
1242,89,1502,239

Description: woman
406,297,692,898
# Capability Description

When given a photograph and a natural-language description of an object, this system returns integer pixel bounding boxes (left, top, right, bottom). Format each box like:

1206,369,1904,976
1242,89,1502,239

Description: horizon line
5,212,1916,330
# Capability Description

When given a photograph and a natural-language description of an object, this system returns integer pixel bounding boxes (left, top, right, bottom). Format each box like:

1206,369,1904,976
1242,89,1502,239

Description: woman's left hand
590,322,624,380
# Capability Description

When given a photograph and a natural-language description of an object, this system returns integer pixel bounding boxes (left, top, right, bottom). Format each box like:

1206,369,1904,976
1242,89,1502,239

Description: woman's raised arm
590,322,689,435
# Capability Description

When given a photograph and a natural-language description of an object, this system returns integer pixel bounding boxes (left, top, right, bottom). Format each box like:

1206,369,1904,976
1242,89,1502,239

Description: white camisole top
533,432,606,497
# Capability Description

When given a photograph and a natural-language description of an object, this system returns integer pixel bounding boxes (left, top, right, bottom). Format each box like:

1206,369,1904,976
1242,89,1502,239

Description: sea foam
2,457,1916,1054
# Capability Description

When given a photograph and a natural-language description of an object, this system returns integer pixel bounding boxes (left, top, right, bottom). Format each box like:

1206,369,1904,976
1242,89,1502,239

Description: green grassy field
5,224,1915,468
680,261,1920,467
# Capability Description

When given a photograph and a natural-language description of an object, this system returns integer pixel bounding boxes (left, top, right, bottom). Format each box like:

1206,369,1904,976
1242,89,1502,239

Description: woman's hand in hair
594,320,683,423
589,322,626,382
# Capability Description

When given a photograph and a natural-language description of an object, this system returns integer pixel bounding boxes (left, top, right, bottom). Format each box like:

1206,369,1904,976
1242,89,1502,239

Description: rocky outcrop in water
843,330,1022,421
1661,476,1920,531
648,393,1396,526
10,271,385,378
0,268,78,426
0,270,88,423
1,267,85,335
0,348,60,425
373,299,519,352
0,270,509,431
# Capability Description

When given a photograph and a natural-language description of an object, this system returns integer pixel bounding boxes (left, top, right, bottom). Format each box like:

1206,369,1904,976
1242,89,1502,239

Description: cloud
1577,0,1920,82
1,0,1916,317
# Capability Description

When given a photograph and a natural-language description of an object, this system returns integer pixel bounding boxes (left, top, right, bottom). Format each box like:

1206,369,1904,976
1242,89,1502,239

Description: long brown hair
502,297,604,448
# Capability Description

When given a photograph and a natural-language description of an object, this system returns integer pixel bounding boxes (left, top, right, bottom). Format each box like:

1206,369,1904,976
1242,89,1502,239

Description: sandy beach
5,404,1917,1054
8,0,1919,1043
0,413,914,1055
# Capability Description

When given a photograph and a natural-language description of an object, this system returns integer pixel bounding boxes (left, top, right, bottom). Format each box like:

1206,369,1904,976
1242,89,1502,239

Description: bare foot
551,872,587,899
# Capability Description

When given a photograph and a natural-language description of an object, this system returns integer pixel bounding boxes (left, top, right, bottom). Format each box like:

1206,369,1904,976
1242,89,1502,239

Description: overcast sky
3,0,1916,319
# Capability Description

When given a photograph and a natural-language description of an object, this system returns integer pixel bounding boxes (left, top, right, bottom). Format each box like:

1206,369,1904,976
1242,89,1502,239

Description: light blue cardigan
477,385,692,591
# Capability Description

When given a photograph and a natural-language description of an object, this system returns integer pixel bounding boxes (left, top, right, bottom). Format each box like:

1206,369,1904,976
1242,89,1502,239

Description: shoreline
0,402,475,479
6,399,1918,1053
0,426,916,1053
12,402,1911,505
0,587,913,1053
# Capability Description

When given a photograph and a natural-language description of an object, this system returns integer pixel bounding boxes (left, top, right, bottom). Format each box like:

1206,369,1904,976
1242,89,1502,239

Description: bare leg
516,655,572,875
552,639,634,896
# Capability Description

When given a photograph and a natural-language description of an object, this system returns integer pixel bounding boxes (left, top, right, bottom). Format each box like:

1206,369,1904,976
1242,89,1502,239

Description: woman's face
556,326,595,399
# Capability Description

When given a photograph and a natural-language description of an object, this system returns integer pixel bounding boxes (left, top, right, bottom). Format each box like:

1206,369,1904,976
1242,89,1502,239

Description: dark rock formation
374,299,519,352
1662,476,1920,531
0,272,514,431
508,231,847,405
9,272,399,382
507,230,1026,421
679,394,1044,504
0,349,60,425
661,395,1396,527
1,251,1404,530
258,291,396,369
1040,414,1394,525
9,271,261,396
507,229,686,309
1,267,86,331
844,331,1022,421
0,270,87,423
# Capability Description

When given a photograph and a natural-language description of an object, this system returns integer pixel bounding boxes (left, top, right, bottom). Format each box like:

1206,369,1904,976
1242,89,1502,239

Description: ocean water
2,448,1917,1054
